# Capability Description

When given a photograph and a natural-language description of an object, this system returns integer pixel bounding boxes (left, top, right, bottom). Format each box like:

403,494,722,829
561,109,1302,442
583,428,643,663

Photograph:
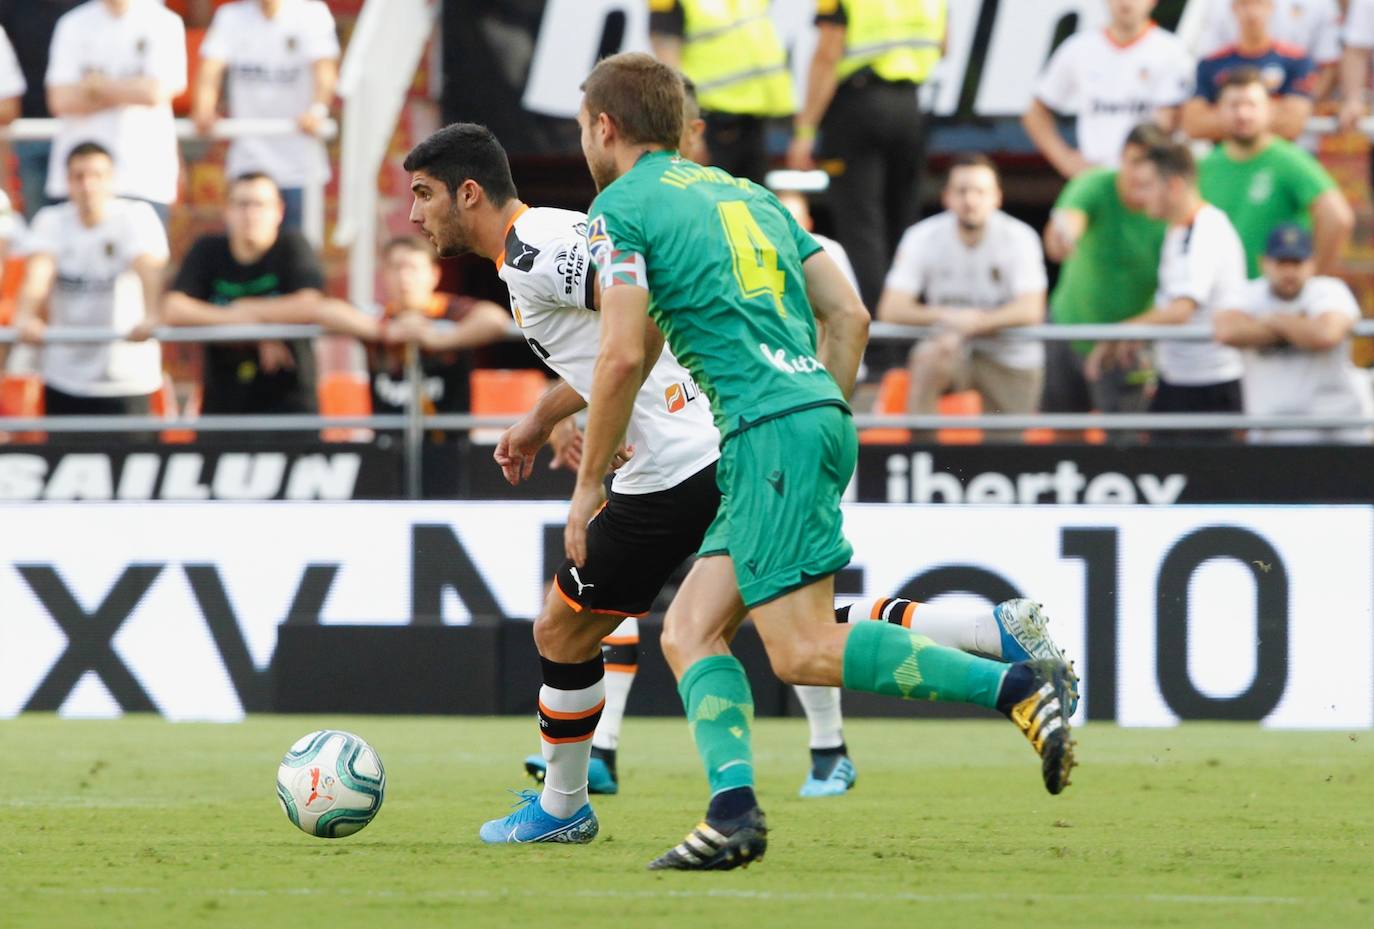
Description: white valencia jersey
1237,276,1374,443
884,210,1048,370
1154,204,1247,386
496,206,720,494
1035,24,1194,168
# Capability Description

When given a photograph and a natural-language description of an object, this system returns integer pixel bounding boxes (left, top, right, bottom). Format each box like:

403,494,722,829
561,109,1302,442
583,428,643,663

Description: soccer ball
276,729,386,838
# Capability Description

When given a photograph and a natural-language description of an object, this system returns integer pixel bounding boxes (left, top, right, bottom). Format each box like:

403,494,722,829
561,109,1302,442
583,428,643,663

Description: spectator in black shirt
0,0,81,219
163,171,358,415
369,235,508,417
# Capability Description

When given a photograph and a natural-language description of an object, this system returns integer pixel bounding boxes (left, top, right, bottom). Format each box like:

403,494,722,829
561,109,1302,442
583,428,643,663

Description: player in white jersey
1091,140,1247,441
401,122,1073,845
1023,0,1193,176
1215,224,1374,443
877,154,1047,425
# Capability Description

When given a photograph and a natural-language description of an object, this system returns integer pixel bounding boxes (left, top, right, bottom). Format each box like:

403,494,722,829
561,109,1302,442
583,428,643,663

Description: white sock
839,597,1003,657
592,618,638,752
536,658,605,820
794,685,844,749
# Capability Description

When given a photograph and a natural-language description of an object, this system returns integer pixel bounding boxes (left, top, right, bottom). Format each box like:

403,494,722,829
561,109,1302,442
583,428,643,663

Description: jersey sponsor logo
664,379,700,414
554,243,587,298
1088,98,1153,116
758,342,824,376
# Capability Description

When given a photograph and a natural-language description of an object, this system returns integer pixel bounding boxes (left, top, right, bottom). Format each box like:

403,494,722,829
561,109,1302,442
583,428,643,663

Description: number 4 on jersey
717,200,786,316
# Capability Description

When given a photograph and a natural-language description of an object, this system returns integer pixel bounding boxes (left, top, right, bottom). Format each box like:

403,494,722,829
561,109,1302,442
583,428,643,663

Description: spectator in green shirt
1198,66,1352,278
1041,122,1171,423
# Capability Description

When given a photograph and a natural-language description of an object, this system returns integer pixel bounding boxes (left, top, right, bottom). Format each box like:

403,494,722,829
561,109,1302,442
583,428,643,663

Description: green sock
677,655,756,796
842,620,1008,708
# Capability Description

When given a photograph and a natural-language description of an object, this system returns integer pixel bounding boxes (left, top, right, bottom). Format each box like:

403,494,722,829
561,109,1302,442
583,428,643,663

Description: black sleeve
273,231,326,292
648,1,685,38
815,0,848,26
170,238,215,301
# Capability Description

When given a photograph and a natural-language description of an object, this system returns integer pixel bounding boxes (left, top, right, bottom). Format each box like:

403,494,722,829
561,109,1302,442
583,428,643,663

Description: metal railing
0,117,338,247
5,321,1374,491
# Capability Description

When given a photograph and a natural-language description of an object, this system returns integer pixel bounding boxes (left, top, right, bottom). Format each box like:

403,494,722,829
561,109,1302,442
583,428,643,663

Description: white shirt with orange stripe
496,205,721,495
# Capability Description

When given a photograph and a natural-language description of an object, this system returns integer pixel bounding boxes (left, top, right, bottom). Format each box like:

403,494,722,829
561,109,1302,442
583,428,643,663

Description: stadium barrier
3,501,1370,729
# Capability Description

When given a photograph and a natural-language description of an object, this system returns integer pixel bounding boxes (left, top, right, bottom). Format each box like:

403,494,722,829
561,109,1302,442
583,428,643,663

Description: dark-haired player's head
943,153,1001,233
1138,141,1198,222
578,52,684,190
1118,122,1172,208
66,140,115,222
1217,66,1272,146
679,73,707,164
382,235,442,312
403,122,519,258
226,172,285,254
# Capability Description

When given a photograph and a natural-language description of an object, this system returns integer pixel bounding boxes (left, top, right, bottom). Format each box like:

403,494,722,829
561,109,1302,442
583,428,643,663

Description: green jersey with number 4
586,151,848,441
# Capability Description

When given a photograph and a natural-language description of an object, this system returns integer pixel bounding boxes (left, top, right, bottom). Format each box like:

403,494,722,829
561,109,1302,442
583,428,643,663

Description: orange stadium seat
0,373,44,443
858,368,912,444
470,369,550,443
0,255,27,325
318,372,373,443
936,390,984,445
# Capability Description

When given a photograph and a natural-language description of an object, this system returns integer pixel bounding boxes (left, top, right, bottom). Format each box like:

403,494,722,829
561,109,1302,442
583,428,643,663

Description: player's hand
609,443,634,472
1339,97,1368,134
1083,341,1112,382
297,107,324,137
565,480,606,568
192,107,218,137
938,309,987,338
127,318,158,342
384,313,430,346
548,418,583,472
786,134,816,170
17,317,46,344
494,413,551,486
258,340,296,374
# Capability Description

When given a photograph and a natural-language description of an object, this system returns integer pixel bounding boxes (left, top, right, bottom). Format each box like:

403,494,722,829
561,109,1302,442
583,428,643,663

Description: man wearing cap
1214,224,1373,443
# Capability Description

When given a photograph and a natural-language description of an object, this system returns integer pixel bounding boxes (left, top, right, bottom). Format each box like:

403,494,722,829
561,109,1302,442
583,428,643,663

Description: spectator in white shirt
44,0,186,225
1214,223,1373,444
8,141,167,422
877,154,1048,425
1092,140,1248,440
1023,0,1193,177
192,0,340,232
0,24,23,126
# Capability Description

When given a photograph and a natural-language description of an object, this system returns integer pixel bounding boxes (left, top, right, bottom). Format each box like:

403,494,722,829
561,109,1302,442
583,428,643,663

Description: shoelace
501,788,542,823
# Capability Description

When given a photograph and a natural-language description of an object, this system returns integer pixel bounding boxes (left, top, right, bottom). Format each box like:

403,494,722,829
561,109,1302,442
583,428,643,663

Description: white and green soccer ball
276,729,386,838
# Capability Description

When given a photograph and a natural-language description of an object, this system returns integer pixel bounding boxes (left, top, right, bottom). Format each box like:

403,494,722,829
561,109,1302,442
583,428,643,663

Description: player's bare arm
495,380,587,486
803,250,869,397
1266,310,1354,351
1214,308,1282,347
1044,208,1087,262
565,283,652,566
127,253,168,342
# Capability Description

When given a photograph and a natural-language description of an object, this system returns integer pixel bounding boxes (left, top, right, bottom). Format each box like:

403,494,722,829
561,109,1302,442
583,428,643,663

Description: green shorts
699,402,857,607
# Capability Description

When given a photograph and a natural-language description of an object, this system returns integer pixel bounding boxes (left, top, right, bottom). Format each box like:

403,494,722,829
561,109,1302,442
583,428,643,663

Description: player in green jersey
569,52,1078,872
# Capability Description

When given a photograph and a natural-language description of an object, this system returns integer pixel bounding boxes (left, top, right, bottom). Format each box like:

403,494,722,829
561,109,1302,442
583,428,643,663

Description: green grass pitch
3,715,1371,928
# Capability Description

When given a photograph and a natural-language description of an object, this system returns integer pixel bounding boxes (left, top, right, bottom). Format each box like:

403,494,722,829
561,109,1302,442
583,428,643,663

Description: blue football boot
993,599,1079,716
799,754,857,798
479,789,599,844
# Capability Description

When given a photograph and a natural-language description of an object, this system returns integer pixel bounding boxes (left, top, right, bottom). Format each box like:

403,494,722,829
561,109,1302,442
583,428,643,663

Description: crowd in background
0,0,1373,447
